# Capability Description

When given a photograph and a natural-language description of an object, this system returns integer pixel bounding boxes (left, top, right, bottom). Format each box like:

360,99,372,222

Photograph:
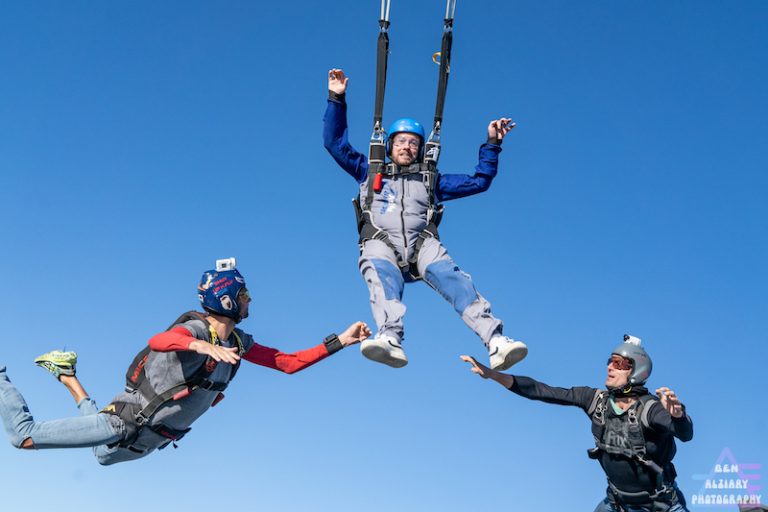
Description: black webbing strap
433,0,456,127
373,1,390,127
134,366,231,426
369,0,392,182
424,1,457,167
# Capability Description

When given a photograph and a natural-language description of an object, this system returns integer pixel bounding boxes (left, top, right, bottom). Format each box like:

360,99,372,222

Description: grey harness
353,161,443,280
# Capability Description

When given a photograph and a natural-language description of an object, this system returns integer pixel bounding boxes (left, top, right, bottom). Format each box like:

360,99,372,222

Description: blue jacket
323,97,503,201
323,95,505,260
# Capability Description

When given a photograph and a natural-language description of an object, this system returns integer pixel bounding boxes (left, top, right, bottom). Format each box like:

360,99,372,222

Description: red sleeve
242,342,331,374
148,326,196,352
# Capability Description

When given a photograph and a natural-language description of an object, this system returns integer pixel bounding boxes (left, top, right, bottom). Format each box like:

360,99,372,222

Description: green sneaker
34,350,78,379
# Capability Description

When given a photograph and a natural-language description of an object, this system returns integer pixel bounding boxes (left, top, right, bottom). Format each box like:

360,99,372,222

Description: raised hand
487,118,516,143
656,387,684,418
328,68,349,95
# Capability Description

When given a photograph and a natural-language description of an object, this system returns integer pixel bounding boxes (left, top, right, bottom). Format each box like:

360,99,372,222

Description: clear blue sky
1,1,766,510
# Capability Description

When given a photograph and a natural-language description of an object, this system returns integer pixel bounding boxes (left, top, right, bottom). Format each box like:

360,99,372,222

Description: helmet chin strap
608,383,648,398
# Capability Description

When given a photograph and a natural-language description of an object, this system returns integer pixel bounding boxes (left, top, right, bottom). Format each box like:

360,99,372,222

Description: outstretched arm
460,355,596,411
323,68,368,183
244,321,371,374
460,355,515,388
437,118,515,201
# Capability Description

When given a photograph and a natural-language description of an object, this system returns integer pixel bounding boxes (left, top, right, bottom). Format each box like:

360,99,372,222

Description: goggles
391,135,421,149
607,356,632,371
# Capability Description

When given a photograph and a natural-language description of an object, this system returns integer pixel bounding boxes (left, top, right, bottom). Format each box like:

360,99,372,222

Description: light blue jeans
0,366,123,450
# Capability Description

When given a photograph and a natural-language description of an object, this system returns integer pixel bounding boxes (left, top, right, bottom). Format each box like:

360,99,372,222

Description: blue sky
1,1,766,510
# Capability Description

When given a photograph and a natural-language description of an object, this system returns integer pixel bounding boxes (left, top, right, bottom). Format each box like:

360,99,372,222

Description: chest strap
354,162,442,280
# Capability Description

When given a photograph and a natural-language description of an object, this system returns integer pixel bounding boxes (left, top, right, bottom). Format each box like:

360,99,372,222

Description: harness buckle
198,380,216,391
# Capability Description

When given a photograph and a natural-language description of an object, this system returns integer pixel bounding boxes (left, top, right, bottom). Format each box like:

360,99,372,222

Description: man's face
605,355,632,389
390,133,421,166
237,288,251,320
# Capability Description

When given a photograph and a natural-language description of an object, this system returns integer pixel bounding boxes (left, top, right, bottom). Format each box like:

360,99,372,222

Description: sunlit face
605,355,632,389
237,288,251,320
390,133,421,166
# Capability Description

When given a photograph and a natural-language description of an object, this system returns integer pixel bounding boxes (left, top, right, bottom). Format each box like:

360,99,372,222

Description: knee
369,259,404,300
424,260,478,312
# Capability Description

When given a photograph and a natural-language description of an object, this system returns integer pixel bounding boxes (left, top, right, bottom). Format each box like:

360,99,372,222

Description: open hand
460,355,491,379
338,321,371,347
189,340,241,365
656,387,684,418
328,68,349,95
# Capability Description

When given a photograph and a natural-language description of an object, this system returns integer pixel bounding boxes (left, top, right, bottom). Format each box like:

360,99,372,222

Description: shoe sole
361,343,408,368
490,342,529,372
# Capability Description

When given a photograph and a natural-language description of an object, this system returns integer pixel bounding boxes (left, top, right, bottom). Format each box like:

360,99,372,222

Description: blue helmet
198,265,249,322
387,117,425,159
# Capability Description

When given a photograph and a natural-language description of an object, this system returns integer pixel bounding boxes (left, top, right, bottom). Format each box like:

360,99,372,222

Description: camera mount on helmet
610,334,653,386
198,258,249,323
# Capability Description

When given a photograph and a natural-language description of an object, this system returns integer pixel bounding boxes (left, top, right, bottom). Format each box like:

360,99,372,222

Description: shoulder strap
165,310,209,331
227,330,245,383
638,394,659,430
587,389,607,420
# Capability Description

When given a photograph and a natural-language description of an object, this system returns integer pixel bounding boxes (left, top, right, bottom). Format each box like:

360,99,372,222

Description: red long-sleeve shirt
148,326,331,374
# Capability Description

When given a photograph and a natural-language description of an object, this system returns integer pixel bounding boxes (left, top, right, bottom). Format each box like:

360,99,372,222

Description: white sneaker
488,335,528,371
361,334,408,368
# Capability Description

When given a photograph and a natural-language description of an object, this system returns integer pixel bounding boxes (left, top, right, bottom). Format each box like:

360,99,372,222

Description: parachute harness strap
368,0,392,191
424,0,457,172
355,0,457,280
208,325,220,346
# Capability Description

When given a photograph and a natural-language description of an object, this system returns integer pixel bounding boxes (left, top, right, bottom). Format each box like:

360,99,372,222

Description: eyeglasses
607,356,632,371
391,136,421,149
237,288,251,303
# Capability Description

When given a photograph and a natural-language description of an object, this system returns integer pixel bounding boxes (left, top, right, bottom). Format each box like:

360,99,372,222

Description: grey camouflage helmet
611,334,653,386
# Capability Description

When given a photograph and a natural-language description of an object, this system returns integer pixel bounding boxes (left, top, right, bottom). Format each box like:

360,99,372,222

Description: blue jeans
0,366,123,450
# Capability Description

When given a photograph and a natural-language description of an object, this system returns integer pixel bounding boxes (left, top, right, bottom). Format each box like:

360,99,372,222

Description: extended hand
656,387,684,418
487,118,516,142
328,68,349,95
460,355,491,379
189,341,241,365
338,321,371,347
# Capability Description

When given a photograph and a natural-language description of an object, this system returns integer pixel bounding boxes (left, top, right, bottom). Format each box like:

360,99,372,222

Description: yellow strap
208,325,220,346
207,324,244,355
232,331,244,355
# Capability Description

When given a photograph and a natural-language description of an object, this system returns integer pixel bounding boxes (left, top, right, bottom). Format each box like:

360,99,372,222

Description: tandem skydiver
323,68,527,371
461,335,693,512
0,258,371,464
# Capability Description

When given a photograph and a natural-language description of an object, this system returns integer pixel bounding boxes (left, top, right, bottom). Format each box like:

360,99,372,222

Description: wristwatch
323,333,343,354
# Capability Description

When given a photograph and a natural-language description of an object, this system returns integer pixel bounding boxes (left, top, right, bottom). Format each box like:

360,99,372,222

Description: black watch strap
323,333,343,354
